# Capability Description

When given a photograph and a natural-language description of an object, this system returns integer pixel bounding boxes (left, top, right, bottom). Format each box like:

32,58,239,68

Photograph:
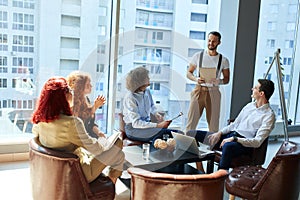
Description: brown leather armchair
225,141,300,200
29,137,115,200
127,167,228,200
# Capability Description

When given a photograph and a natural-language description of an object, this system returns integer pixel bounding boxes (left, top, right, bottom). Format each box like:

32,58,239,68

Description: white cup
142,143,150,160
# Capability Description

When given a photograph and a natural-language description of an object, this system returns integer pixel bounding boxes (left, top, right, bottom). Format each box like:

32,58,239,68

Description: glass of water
142,143,150,160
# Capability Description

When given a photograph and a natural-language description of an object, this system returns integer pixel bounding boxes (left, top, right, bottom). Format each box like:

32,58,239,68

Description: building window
0,56,8,73
150,82,160,90
266,39,275,48
0,33,8,51
12,13,34,31
285,40,294,49
267,22,277,31
12,35,34,52
153,31,163,40
191,13,207,22
263,73,272,80
189,31,206,40
96,82,104,91
0,0,8,6
0,11,8,29
116,100,121,109
286,22,296,31
192,0,208,4
98,44,106,54
264,56,273,64
12,0,35,9
283,57,292,65
61,15,80,27
0,78,7,88
117,64,122,73
150,65,161,74
0,56,7,66
97,64,105,72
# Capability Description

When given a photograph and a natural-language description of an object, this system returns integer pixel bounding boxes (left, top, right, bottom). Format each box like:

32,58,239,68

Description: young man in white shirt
187,79,275,170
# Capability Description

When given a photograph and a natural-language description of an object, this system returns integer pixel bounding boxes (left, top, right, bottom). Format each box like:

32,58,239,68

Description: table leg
206,157,215,173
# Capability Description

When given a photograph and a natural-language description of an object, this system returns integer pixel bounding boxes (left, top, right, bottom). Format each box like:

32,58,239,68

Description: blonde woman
67,71,106,138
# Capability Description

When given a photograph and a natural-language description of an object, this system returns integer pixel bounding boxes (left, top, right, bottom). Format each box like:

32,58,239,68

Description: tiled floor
0,136,299,200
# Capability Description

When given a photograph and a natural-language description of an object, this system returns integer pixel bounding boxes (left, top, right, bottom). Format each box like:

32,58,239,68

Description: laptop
171,132,211,156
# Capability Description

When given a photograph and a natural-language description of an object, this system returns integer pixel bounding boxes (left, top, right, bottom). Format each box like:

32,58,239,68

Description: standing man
186,31,230,132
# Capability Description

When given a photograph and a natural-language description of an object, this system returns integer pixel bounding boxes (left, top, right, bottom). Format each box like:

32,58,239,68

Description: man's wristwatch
233,136,238,142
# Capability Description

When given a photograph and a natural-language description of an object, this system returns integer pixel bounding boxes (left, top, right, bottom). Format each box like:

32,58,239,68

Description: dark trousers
186,130,252,170
125,124,183,145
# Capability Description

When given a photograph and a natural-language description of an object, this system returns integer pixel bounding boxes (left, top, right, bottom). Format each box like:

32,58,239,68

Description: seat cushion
225,165,266,199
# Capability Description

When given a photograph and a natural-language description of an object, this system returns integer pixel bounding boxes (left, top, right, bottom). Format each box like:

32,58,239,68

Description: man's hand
220,137,234,148
157,120,171,128
208,131,222,146
197,77,205,84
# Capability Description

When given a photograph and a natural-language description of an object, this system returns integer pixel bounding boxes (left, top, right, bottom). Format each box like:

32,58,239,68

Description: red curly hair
31,77,72,124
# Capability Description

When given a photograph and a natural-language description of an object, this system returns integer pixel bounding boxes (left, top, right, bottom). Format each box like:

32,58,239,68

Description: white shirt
190,50,229,87
220,102,276,148
123,88,158,128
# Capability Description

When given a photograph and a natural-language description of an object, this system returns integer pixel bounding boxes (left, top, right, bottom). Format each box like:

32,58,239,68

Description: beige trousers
81,138,125,183
186,85,221,132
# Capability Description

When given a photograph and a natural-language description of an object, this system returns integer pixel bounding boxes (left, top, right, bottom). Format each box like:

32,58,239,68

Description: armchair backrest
29,137,115,200
127,167,228,200
256,141,300,200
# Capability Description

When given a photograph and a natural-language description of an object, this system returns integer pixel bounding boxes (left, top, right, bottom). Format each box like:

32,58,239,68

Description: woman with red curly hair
31,77,124,184
67,71,106,138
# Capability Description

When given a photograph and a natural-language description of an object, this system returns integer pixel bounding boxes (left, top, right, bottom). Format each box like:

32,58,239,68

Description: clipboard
199,68,216,82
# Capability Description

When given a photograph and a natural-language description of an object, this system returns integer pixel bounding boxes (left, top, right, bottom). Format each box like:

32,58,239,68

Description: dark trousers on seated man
186,130,252,170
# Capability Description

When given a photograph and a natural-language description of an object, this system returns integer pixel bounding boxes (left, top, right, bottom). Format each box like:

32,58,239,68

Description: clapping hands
94,95,106,109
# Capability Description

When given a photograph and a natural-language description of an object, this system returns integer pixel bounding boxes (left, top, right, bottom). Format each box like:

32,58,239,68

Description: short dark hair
258,79,275,101
208,31,221,41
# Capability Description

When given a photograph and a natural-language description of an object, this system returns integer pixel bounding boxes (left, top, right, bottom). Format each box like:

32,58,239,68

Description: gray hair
126,66,149,92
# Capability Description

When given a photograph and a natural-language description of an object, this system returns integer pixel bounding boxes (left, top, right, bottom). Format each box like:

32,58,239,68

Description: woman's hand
155,112,164,123
94,95,106,108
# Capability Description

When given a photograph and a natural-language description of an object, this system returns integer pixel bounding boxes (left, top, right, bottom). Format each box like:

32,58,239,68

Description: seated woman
67,71,106,138
31,76,124,184
122,66,182,143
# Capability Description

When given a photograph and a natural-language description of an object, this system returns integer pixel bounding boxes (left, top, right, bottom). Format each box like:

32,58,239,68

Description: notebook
171,132,204,155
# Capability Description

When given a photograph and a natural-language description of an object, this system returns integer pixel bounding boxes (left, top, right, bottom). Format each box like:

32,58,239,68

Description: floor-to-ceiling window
1,0,300,155
254,0,300,132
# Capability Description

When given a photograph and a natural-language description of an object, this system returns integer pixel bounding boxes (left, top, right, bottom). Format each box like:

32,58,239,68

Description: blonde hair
126,66,149,92
66,71,93,120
